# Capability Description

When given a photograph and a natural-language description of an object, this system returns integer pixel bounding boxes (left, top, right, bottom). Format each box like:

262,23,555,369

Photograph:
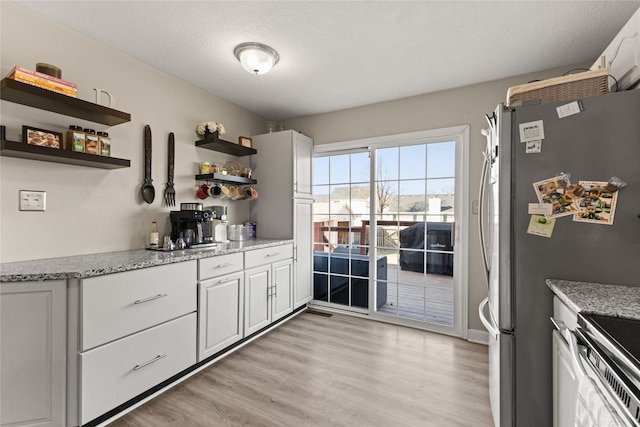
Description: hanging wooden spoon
141,125,155,204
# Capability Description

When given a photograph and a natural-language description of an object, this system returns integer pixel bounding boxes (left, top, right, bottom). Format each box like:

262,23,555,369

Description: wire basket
506,68,609,106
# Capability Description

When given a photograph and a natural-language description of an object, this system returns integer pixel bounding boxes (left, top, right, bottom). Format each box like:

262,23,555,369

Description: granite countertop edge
547,278,640,321
0,239,293,283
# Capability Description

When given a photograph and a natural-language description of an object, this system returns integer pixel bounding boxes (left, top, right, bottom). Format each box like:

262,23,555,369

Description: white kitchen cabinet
198,252,245,361
552,297,581,427
69,261,198,425
0,281,66,427
80,313,196,424
294,199,313,307
250,130,313,309
81,261,197,351
244,245,294,336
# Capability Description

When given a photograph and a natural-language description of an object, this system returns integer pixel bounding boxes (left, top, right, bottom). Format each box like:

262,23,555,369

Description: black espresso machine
170,203,215,247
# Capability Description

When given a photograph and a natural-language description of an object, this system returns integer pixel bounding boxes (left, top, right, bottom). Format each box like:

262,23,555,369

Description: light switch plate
19,190,46,211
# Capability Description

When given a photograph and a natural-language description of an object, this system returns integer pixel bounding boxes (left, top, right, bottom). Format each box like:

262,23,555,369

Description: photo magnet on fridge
533,175,581,218
573,181,618,225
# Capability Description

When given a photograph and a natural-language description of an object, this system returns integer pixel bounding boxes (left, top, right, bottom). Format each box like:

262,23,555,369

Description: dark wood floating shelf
1,140,130,169
0,78,131,126
195,136,256,156
195,173,257,185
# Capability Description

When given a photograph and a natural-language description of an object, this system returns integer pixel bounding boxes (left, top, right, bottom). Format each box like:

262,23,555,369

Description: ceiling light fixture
234,42,279,75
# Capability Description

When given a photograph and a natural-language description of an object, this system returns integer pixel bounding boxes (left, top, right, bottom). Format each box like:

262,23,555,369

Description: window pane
329,184,350,215
426,178,455,196
351,152,370,184
427,141,455,178
375,180,398,215
400,144,426,179
329,155,350,184
313,157,329,185
377,147,398,181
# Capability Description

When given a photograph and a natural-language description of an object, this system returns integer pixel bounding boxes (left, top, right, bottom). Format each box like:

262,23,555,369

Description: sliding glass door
311,127,468,335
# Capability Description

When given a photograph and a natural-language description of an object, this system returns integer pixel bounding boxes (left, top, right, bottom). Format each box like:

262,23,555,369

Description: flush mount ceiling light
234,42,279,75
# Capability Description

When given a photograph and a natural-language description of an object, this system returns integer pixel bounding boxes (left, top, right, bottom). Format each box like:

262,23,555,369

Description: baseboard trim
467,328,489,345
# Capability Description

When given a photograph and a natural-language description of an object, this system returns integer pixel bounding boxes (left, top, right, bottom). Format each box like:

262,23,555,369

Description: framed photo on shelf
22,125,62,149
238,136,253,148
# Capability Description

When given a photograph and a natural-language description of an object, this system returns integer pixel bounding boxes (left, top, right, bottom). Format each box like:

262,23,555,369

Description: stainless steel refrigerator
478,89,640,427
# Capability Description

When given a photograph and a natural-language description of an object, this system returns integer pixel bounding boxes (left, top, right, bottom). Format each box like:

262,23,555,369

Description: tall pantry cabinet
250,130,313,309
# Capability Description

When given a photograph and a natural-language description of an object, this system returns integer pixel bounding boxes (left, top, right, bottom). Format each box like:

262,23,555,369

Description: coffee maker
169,207,214,247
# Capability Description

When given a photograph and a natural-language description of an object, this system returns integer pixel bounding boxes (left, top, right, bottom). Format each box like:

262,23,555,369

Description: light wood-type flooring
108,310,492,427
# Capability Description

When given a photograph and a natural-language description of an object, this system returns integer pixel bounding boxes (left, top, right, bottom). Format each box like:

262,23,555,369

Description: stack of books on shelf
6,66,77,97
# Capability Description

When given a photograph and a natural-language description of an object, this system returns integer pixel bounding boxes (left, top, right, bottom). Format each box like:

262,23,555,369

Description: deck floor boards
378,264,454,326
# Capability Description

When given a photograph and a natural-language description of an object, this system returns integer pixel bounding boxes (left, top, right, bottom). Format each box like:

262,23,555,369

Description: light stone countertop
0,239,292,282
547,279,640,321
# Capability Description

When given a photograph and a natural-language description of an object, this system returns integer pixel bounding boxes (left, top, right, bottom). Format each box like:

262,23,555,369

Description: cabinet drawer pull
133,354,167,371
134,293,168,304
216,262,233,269
265,252,280,258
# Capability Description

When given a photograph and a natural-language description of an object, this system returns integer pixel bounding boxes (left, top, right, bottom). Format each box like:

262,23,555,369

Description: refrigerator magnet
556,100,584,118
527,215,556,238
519,120,545,142
533,175,580,218
528,203,553,216
525,140,542,153
573,180,618,225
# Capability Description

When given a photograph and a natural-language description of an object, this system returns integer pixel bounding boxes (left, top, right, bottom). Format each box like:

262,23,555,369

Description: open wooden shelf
0,78,131,126
195,134,256,156
1,140,130,169
195,172,256,185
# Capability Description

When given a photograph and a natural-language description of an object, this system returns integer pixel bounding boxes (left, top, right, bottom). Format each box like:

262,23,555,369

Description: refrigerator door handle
479,297,499,340
478,152,491,277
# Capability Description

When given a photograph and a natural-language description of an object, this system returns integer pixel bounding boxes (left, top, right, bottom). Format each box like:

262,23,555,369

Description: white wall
279,62,592,332
0,2,266,263
0,1,594,334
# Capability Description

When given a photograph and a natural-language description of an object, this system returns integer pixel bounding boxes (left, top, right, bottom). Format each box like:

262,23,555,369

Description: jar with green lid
65,125,85,152
84,129,99,155
97,131,111,156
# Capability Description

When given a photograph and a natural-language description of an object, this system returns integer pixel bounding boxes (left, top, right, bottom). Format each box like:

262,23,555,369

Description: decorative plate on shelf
223,161,241,176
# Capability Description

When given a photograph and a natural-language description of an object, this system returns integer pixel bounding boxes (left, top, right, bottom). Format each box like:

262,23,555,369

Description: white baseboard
467,328,489,345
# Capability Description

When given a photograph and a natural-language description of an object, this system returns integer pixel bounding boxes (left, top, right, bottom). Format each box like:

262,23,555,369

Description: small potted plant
196,121,226,139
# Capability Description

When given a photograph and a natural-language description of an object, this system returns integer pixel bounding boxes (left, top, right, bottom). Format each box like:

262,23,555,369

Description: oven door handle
550,317,587,379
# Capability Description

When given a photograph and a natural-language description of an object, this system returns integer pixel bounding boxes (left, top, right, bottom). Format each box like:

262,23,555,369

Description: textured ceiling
14,1,640,120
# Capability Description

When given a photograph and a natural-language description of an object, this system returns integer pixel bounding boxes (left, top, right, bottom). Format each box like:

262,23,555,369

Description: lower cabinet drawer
81,261,197,351
79,313,196,424
198,252,243,281
245,244,293,269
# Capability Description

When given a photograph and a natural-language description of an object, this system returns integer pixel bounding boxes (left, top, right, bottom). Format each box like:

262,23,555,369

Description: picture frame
22,125,62,149
238,136,253,148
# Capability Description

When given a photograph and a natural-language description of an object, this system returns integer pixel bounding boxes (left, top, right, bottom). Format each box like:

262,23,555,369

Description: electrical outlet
19,190,46,211
472,200,479,215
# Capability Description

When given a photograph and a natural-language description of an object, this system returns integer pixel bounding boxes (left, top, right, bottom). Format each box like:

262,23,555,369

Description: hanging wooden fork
164,132,176,207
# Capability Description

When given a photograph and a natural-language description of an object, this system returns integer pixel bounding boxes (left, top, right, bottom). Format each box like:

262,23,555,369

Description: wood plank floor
108,311,492,427
378,265,454,326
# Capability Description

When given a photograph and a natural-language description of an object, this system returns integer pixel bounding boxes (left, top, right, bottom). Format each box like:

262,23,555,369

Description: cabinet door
1,281,66,427
293,132,313,197
198,271,244,361
552,330,580,427
244,265,271,336
272,259,293,322
294,199,313,308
